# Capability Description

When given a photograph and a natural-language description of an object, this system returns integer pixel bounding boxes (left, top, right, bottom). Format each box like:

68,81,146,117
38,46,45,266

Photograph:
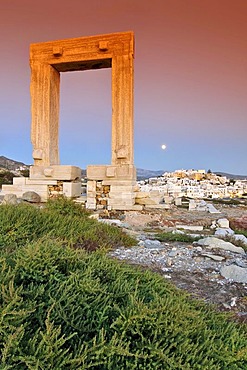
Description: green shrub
0,198,246,368
0,199,136,253
19,169,30,177
0,240,246,369
155,232,200,243
0,170,15,188
234,229,247,238
45,195,91,217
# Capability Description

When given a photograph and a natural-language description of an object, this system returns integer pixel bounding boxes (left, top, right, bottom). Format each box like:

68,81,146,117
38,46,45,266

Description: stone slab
30,165,81,181
13,177,27,185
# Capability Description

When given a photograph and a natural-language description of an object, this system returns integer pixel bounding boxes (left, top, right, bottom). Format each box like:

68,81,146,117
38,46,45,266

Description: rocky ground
101,203,247,323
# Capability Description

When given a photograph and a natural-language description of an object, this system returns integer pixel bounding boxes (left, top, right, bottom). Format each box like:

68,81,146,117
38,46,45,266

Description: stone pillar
111,53,134,166
30,62,60,166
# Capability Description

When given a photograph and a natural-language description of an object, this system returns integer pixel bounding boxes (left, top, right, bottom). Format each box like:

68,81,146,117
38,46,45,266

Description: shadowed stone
2,194,18,205
22,191,41,203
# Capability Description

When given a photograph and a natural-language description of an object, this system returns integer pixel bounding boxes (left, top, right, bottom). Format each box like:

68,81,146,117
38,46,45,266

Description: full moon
161,144,166,150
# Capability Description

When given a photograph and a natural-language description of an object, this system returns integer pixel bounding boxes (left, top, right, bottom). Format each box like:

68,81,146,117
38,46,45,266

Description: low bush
155,232,200,243
0,198,246,368
0,240,246,369
0,170,15,188
0,198,136,253
234,229,247,238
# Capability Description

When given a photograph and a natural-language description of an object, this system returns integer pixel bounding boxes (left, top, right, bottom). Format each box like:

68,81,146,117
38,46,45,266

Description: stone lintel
30,165,81,181
87,164,136,181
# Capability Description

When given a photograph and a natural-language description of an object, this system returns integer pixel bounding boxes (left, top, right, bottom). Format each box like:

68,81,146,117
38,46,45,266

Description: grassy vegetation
0,197,136,253
155,231,200,243
234,229,247,238
0,170,15,188
0,198,246,369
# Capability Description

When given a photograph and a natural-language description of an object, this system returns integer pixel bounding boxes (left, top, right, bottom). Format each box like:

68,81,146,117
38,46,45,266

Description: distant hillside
0,156,29,171
1,156,246,181
137,168,164,180
215,172,247,180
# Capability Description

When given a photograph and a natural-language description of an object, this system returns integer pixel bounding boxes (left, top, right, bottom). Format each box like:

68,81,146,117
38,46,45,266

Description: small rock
99,219,122,226
217,218,229,228
166,257,173,266
210,220,217,229
2,194,18,205
138,240,145,247
220,265,247,283
89,214,99,220
207,204,220,214
172,229,184,234
215,228,234,237
168,250,179,257
22,191,41,203
195,246,203,252
176,224,203,231
201,253,225,262
144,239,163,249
230,297,237,307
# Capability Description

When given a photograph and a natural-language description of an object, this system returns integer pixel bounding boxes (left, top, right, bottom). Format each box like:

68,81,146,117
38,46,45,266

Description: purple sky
0,0,247,174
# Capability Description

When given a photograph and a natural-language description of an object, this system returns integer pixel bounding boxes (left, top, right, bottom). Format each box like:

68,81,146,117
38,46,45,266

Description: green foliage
0,199,136,253
19,169,30,177
234,229,247,238
155,232,200,243
0,198,246,368
0,170,14,188
0,240,246,369
45,195,91,217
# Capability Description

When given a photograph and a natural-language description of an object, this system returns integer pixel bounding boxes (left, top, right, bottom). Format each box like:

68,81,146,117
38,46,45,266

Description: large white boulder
220,265,247,283
196,237,245,254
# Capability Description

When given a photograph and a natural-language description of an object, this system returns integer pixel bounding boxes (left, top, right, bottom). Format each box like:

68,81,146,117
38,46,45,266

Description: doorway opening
60,68,112,169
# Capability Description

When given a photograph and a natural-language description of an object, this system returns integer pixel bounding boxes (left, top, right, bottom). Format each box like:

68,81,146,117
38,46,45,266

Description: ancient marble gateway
2,32,141,210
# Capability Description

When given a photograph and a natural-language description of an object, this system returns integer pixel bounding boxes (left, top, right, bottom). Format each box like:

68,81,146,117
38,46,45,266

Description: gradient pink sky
0,0,246,173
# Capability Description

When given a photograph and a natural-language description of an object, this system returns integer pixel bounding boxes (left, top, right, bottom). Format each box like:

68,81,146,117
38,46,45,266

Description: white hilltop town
135,169,247,210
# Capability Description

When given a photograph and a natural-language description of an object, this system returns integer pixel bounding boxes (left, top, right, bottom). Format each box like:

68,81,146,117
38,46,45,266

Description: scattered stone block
207,204,220,214
13,177,26,185
63,182,81,198
175,197,182,206
176,225,203,231
217,218,229,228
215,228,234,237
